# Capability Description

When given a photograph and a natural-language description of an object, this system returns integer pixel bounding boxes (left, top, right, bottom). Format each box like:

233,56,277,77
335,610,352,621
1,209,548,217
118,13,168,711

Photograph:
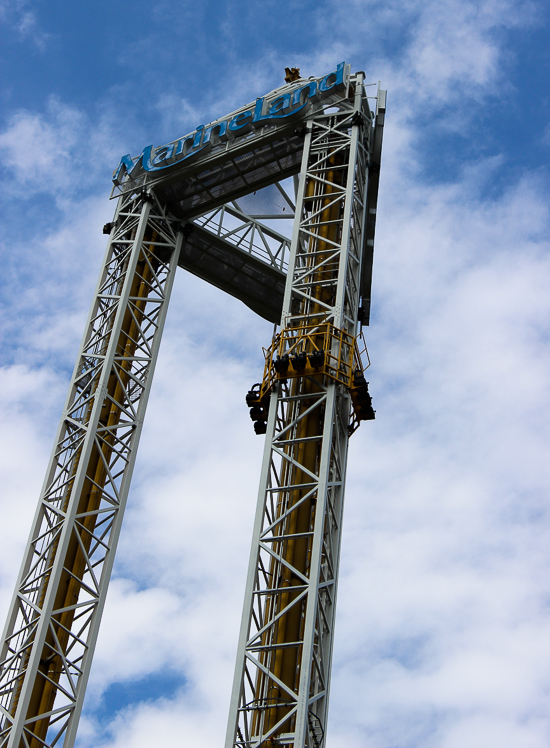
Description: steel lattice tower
0,65,385,748
0,194,182,748
226,73,381,748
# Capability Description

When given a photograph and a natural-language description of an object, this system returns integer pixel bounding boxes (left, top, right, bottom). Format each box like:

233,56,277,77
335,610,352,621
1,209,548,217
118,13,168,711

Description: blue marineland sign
113,62,347,187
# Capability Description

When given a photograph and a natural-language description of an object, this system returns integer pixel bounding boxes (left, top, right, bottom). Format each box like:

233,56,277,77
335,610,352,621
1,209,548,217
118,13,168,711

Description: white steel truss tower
226,72,381,748
0,193,182,748
0,66,385,748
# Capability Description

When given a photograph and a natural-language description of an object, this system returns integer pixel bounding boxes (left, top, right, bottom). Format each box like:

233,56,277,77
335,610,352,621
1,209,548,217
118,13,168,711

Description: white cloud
0,0,50,49
0,99,127,200
0,364,65,614
153,95,205,143
541,121,550,147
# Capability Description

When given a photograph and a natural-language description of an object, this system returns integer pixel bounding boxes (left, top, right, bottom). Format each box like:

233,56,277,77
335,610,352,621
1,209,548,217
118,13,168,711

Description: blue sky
1,1,550,747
